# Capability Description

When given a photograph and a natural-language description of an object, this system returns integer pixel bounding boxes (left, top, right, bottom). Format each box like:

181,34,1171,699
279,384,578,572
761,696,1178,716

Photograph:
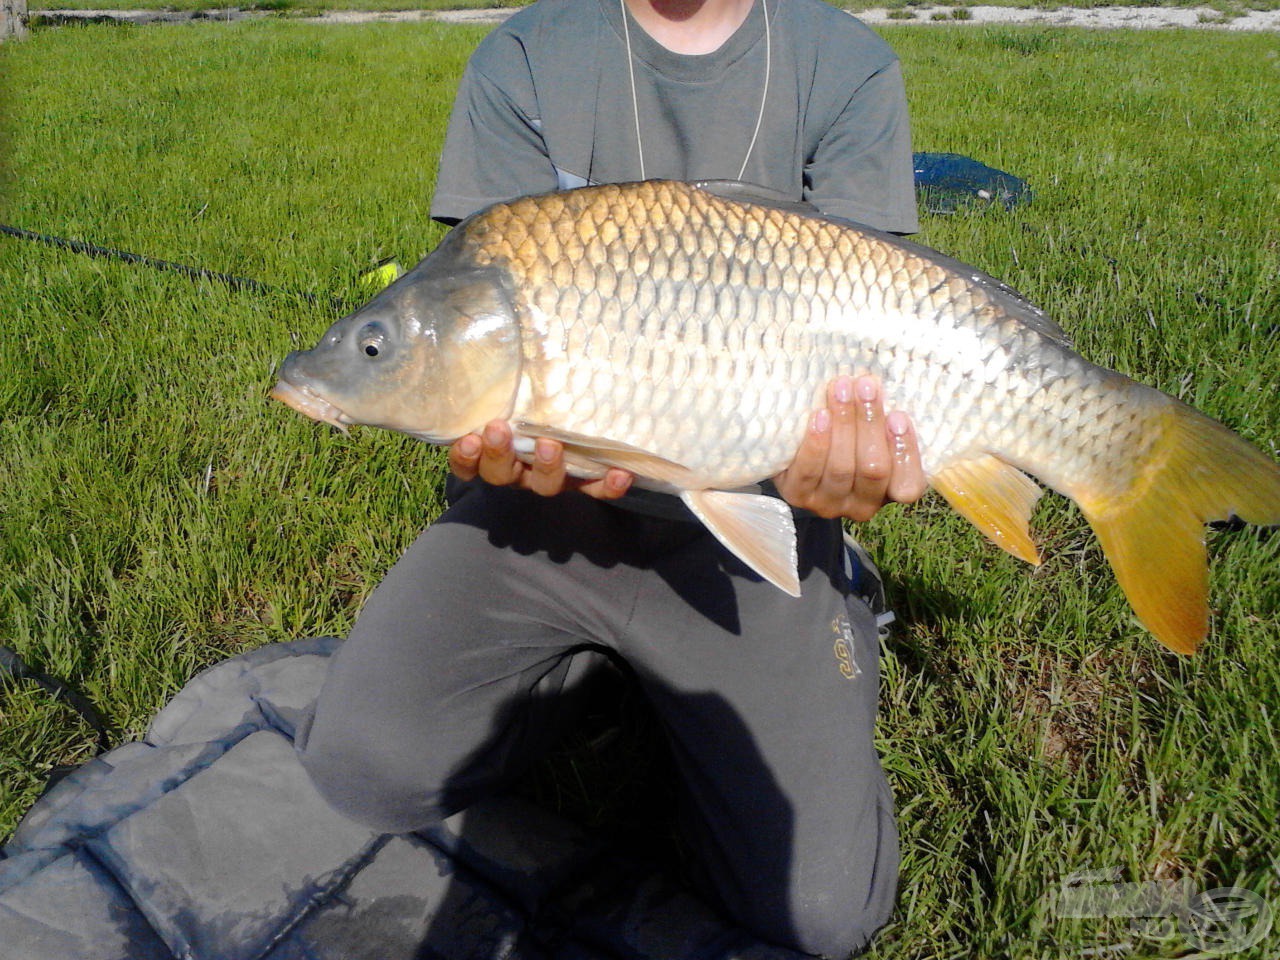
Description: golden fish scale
462,181,1164,495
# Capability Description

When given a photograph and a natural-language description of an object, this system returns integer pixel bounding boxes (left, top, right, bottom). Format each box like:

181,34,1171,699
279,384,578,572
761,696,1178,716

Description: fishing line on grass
0,223,350,310
0,646,111,756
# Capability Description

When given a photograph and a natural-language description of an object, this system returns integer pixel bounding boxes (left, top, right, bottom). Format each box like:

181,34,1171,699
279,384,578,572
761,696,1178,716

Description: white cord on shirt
737,0,771,181
620,0,772,183
621,0,647,180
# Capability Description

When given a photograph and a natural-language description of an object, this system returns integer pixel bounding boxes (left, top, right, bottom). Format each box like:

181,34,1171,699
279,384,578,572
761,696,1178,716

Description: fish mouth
269,378,353,433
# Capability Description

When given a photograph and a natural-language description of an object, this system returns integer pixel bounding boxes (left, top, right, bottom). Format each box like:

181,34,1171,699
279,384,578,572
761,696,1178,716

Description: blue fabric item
912,152,1033,214
0,848,172,960
0,639,809,960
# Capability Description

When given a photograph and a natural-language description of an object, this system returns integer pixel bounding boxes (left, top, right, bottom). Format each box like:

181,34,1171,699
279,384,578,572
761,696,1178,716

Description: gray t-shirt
431,0,918,234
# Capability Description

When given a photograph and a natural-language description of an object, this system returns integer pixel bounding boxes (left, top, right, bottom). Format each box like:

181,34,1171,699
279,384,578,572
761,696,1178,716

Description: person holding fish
297,0,927,954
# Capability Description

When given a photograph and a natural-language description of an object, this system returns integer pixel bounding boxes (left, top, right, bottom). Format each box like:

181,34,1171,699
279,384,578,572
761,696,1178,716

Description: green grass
22,0,1280,17
26,0,528,13
2,19,1279,959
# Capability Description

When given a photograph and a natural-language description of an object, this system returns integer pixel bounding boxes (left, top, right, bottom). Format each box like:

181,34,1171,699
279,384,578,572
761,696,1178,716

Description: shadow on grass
878,568,978,675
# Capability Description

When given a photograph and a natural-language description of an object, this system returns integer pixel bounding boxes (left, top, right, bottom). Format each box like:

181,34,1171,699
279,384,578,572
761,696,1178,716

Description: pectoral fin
512,421,698,487
931,456,1044,566
681,490,801,596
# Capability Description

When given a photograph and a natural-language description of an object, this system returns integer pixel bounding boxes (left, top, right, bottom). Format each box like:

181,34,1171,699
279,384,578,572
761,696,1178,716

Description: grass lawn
20,0,1280,17
1,16,1279,959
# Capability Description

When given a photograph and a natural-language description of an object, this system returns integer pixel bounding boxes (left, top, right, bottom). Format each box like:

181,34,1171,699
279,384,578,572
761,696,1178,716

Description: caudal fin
1075,400,1280,654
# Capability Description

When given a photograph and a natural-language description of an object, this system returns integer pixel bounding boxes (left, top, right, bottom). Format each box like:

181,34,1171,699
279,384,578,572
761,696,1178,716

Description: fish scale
273,179,1280,653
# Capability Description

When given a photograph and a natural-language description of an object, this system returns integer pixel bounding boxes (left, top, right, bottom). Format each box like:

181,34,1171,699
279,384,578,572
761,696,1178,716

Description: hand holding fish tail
448,421,634,499
774,376,927,522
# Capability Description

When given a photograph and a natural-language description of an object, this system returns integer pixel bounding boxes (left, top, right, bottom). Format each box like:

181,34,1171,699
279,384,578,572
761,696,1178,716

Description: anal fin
931,456,1043,566
681,490,801,596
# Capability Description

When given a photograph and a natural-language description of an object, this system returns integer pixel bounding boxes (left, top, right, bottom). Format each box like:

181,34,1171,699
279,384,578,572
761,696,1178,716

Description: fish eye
357,322,387,360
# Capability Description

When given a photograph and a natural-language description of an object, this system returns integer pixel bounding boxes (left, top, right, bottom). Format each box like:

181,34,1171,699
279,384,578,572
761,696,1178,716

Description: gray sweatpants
296,482,898,957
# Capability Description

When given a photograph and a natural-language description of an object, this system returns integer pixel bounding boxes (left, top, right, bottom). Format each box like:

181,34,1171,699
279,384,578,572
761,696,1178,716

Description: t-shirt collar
597,0,770,83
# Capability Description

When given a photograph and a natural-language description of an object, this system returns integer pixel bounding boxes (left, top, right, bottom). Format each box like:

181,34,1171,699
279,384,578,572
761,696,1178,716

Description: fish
271,179,1280,654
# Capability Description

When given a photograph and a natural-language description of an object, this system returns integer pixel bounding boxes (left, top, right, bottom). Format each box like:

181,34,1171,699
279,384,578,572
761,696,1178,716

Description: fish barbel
272,180,1280,654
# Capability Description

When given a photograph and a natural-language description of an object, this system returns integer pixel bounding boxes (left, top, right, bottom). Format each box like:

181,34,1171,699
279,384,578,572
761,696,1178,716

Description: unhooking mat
0,638,807,960
912,152,1032,215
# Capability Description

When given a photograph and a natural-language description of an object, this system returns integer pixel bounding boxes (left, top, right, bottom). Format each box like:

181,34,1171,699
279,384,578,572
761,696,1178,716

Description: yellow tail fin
1076,399,1280,654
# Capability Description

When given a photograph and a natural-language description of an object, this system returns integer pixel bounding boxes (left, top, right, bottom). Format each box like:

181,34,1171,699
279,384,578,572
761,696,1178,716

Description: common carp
272,180,1280,654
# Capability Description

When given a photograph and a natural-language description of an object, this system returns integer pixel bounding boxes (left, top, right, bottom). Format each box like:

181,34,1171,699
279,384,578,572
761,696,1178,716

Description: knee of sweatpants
784,788,900,957
787,884,897,959
785,870,898,958
295,707,450,834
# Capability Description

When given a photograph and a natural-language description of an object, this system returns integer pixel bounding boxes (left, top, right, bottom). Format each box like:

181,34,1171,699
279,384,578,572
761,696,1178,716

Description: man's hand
448,420,634,500
774,376,927,521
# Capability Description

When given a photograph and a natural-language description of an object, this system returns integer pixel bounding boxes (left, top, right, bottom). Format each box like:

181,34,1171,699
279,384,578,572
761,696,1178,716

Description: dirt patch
857,4,1280,30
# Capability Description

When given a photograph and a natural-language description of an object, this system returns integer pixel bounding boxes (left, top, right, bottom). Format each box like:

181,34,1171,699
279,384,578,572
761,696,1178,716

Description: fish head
271,255,522,444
